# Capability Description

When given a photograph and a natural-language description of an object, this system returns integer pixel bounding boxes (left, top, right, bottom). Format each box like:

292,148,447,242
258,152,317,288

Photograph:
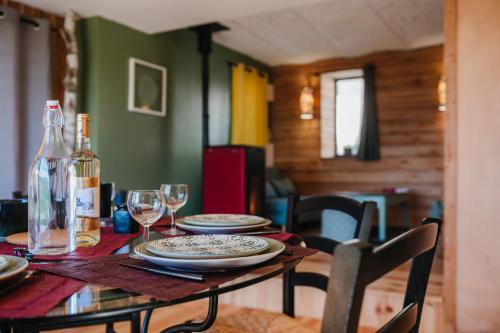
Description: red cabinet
203,146,265,216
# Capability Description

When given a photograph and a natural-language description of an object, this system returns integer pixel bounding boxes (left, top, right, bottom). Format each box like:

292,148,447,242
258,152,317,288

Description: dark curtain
356,63,380,161
0,6,51,197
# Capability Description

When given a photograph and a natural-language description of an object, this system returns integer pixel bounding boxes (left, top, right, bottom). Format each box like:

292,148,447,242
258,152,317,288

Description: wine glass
127,190,165,257
110,182,116,216
160,184,189,235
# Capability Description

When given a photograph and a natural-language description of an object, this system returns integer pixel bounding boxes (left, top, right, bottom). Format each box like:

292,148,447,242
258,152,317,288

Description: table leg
105,322,115,333
161,295,218,333
378,201,387,242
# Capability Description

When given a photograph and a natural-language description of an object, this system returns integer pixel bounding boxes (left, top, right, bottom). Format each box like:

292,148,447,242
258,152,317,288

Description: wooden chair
207,218,441,333
206,195,377,332
283,194,377,317
322,217,441,332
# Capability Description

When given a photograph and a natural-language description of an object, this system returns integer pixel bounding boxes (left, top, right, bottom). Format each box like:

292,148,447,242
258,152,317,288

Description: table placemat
0,268,84,318
0,227,139,260
39,245,317,305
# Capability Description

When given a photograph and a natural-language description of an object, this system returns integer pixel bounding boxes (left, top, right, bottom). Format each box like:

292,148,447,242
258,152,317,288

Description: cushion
265,197,288,226
321,210,358,242
266,167,282,180
206,309,317,333
270,178,296,197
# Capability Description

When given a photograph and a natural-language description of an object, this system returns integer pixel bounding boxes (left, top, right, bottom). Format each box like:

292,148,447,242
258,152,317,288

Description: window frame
320,68,364,159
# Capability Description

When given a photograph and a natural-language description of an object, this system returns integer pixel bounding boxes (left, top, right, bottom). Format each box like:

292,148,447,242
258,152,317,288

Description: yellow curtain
231,63,268,147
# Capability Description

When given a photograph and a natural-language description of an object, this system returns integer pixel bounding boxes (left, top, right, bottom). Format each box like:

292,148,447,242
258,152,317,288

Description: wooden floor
50,252,443,333
51,302,376,333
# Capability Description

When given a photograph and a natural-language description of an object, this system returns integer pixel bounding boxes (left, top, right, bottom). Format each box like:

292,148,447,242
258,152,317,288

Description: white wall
456,0,500,331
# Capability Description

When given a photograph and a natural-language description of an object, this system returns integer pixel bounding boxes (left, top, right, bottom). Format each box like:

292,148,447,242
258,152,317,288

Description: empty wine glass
161,184,188,235
110,182,116,216
127,190,165,258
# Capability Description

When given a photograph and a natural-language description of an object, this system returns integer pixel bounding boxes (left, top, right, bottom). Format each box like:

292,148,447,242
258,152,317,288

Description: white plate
134,237,285,271
183,214,266,227
176,219,272,234
145,235,269,259
0,255,29,283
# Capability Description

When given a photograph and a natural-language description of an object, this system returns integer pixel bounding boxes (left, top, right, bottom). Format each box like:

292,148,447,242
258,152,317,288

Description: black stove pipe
191,23,228,147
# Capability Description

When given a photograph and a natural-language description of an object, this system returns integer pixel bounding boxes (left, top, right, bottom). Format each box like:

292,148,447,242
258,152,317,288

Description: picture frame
128,57,167,117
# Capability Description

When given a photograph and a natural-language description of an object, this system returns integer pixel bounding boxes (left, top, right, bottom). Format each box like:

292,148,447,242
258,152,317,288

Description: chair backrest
321,218,441,333
283,195,376,316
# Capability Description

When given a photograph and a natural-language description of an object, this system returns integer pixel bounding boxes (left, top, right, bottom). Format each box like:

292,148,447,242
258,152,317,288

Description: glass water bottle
28,100,76,255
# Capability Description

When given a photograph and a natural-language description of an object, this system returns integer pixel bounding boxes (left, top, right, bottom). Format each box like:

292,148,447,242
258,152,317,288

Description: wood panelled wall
1,0,66,103
272,45,443,224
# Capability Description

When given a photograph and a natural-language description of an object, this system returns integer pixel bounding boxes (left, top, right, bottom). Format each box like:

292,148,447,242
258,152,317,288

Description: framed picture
128,57,167,117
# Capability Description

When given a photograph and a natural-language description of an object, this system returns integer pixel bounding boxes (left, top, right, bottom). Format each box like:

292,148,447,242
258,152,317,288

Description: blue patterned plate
145,235,269,259
135,238,285,271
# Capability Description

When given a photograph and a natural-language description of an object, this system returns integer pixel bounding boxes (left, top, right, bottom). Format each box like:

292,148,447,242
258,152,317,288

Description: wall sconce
438,75,447,112
300,86,314,120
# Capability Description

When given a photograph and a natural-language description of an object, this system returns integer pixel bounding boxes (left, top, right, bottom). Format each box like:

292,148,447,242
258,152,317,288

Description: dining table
0,223,311,333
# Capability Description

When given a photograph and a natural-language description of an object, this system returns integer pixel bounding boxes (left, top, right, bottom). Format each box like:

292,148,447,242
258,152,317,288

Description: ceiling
17,0,443,66
214,0,443,65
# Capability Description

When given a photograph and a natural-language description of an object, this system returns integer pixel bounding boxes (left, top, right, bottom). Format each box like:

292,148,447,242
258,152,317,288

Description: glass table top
8,231,300,321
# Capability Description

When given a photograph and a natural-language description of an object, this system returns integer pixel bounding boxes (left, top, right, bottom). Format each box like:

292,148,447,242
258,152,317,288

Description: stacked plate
134,234,285,271
0,255,29,293
176,214,272,234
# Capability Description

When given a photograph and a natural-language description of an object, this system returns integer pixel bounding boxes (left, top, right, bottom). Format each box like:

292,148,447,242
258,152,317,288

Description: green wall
77,17,269,214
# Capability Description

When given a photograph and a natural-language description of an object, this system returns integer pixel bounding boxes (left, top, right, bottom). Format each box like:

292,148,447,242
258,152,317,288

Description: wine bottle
71,114,101,246
28,100,76,255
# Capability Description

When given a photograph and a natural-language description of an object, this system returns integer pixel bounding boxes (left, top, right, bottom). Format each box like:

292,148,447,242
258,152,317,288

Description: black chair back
283,195,376,316
321,218,441,333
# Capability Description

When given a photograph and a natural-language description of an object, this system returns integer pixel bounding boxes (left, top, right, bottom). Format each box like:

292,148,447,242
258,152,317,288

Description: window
320,69,364,158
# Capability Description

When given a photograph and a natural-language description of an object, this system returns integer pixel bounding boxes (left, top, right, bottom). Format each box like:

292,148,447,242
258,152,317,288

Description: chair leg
142,309,154,333
161,296,218,333
283,269,295,317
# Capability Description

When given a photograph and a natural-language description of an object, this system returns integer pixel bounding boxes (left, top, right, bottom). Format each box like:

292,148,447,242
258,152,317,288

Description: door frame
443,0,457,331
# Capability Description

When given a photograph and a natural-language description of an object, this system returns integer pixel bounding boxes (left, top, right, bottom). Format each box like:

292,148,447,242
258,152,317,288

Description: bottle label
75,177,100,218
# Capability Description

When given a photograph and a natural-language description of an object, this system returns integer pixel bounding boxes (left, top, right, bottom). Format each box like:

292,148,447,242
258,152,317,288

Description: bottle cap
45,100,60,109
43,100,64,127
76,114,90,137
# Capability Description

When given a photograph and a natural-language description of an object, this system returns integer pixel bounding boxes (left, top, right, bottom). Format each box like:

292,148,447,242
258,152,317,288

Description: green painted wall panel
77,17,269,215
